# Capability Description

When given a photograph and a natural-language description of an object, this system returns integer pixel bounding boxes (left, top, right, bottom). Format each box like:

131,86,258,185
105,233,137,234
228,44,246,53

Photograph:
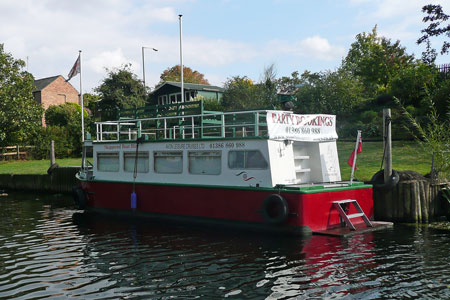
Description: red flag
347,136,362,168
67,55,80,81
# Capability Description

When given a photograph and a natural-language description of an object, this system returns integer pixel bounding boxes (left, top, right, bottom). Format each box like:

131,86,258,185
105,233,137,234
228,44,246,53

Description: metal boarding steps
333,199,373,231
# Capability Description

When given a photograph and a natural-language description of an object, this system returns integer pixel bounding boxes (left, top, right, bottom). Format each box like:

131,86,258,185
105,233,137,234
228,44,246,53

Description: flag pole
350,130,361,184
179,15,184,105
79,50,85,142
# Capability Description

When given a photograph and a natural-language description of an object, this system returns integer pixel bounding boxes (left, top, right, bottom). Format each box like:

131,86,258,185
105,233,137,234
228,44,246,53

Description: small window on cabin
154,151,183,174
97,152,120,172
158,95,168,105
176,93,182,103
228,150,268,169
170,94,177,104
124,152,149,173
188,151,221,175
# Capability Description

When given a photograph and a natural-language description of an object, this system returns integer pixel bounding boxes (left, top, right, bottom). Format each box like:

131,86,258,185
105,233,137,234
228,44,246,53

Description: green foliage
29,126,74,159
294,70,365,116
0,44,43,146
43,103,90,158
431,79,450,121
390,62,438,110
96,65,146,119
159,65,210,85
393,95,450,180
83,92,100,113
343,26,414,96
221,76,269,110
202,98,224,111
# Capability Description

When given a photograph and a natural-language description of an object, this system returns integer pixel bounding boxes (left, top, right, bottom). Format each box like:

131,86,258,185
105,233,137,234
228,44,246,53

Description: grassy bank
338,140,431,181
0,158,81,175
0,141,432,181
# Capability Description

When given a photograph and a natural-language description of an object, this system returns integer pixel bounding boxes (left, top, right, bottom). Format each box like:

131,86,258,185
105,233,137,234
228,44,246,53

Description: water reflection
0,192,449,299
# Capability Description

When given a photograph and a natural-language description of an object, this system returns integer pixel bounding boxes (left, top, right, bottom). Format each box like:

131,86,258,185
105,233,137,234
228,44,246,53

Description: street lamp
142,46,158,90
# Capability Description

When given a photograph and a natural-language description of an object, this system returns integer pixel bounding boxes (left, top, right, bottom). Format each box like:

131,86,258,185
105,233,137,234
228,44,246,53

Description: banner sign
266,111,338,142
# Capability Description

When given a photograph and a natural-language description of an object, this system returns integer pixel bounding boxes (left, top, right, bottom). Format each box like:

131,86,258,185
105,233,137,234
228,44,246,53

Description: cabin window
154,151,183,174
188,151,221,175
185,91,195,101
158,95,168,105
169,94,177,104
97,152,120,172
228,150,268,169
124,152,149,173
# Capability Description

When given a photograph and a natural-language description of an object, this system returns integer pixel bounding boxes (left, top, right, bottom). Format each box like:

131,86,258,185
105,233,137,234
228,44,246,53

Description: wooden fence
0,146,33,160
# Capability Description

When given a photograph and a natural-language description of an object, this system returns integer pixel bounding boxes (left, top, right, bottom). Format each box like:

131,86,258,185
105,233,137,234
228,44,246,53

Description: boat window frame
188,150,222,175
228,150,268,170
97,152,120,172
153,151,183,174
123,151,150,173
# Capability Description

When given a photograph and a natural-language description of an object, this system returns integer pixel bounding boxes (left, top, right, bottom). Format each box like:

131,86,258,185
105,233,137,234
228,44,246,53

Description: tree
0,44,43,146
389,62,438,110
44,102,90,157
83,93,100,113
221,76,268,110
96,65,146,119
294,70,365,116
259,64,278,109
343,26,414,96
159,65,209,85
418,4,450,59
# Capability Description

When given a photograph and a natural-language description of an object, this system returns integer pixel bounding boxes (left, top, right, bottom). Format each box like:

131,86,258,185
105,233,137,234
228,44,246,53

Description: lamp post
141,46,158,89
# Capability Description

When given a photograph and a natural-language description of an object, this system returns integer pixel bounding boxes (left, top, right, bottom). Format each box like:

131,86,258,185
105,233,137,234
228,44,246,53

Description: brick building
33,75,79,125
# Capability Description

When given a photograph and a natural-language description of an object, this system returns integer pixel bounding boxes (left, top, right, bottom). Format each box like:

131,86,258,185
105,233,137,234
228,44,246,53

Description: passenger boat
74,100,390,235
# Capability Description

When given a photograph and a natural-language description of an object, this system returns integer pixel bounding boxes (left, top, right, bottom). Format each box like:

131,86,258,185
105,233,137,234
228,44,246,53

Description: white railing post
116,123,120,141
164,119,167,139
191,117,195,138
221,114,225,137
255,112,259,136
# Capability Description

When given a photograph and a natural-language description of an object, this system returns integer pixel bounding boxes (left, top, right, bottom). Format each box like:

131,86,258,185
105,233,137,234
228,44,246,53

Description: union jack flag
67,55,80,81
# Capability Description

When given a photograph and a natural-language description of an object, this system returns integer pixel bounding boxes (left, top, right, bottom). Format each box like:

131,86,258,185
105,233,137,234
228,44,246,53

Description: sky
1,0,449,93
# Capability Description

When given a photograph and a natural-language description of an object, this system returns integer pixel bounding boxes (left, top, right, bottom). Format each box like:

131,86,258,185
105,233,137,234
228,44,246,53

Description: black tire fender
261,194,289,224
371,169,400,189
47,163,59,175
72,186,87,209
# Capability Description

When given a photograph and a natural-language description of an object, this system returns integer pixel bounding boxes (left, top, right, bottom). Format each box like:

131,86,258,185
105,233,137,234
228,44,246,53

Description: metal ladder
333,199,373,230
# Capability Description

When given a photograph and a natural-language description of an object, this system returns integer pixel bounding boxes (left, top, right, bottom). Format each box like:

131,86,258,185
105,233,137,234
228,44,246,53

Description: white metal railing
94,110,268,142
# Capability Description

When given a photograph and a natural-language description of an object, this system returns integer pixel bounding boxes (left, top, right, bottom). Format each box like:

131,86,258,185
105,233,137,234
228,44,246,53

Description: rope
132,137,141,193
379,115,391,171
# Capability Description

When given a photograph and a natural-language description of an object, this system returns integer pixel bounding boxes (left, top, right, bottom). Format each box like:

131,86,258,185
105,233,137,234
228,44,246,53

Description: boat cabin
81,100,341,188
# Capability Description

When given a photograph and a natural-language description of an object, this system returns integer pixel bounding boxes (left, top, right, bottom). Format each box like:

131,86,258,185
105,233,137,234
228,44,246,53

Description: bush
29,126,75,159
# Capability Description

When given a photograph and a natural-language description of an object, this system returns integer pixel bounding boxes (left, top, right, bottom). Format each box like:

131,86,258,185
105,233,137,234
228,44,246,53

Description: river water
0,191,449,300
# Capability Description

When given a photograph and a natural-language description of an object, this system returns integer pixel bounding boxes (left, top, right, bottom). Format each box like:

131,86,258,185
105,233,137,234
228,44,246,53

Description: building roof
151,81,224,95
33,75,62,92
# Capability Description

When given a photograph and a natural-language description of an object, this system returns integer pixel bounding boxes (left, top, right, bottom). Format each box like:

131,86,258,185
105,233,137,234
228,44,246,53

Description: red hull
81,181,373,233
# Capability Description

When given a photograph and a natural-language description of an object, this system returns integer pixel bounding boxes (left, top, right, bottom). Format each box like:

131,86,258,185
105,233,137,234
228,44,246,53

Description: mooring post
50,140,55,166
383,109,392,183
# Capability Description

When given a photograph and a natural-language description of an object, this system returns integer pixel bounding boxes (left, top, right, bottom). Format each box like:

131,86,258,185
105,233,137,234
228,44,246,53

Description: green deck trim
78,176,371,194
91,135,269,144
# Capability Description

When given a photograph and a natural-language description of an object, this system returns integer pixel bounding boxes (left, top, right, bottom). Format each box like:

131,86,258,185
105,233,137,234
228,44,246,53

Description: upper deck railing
95,101,269,142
